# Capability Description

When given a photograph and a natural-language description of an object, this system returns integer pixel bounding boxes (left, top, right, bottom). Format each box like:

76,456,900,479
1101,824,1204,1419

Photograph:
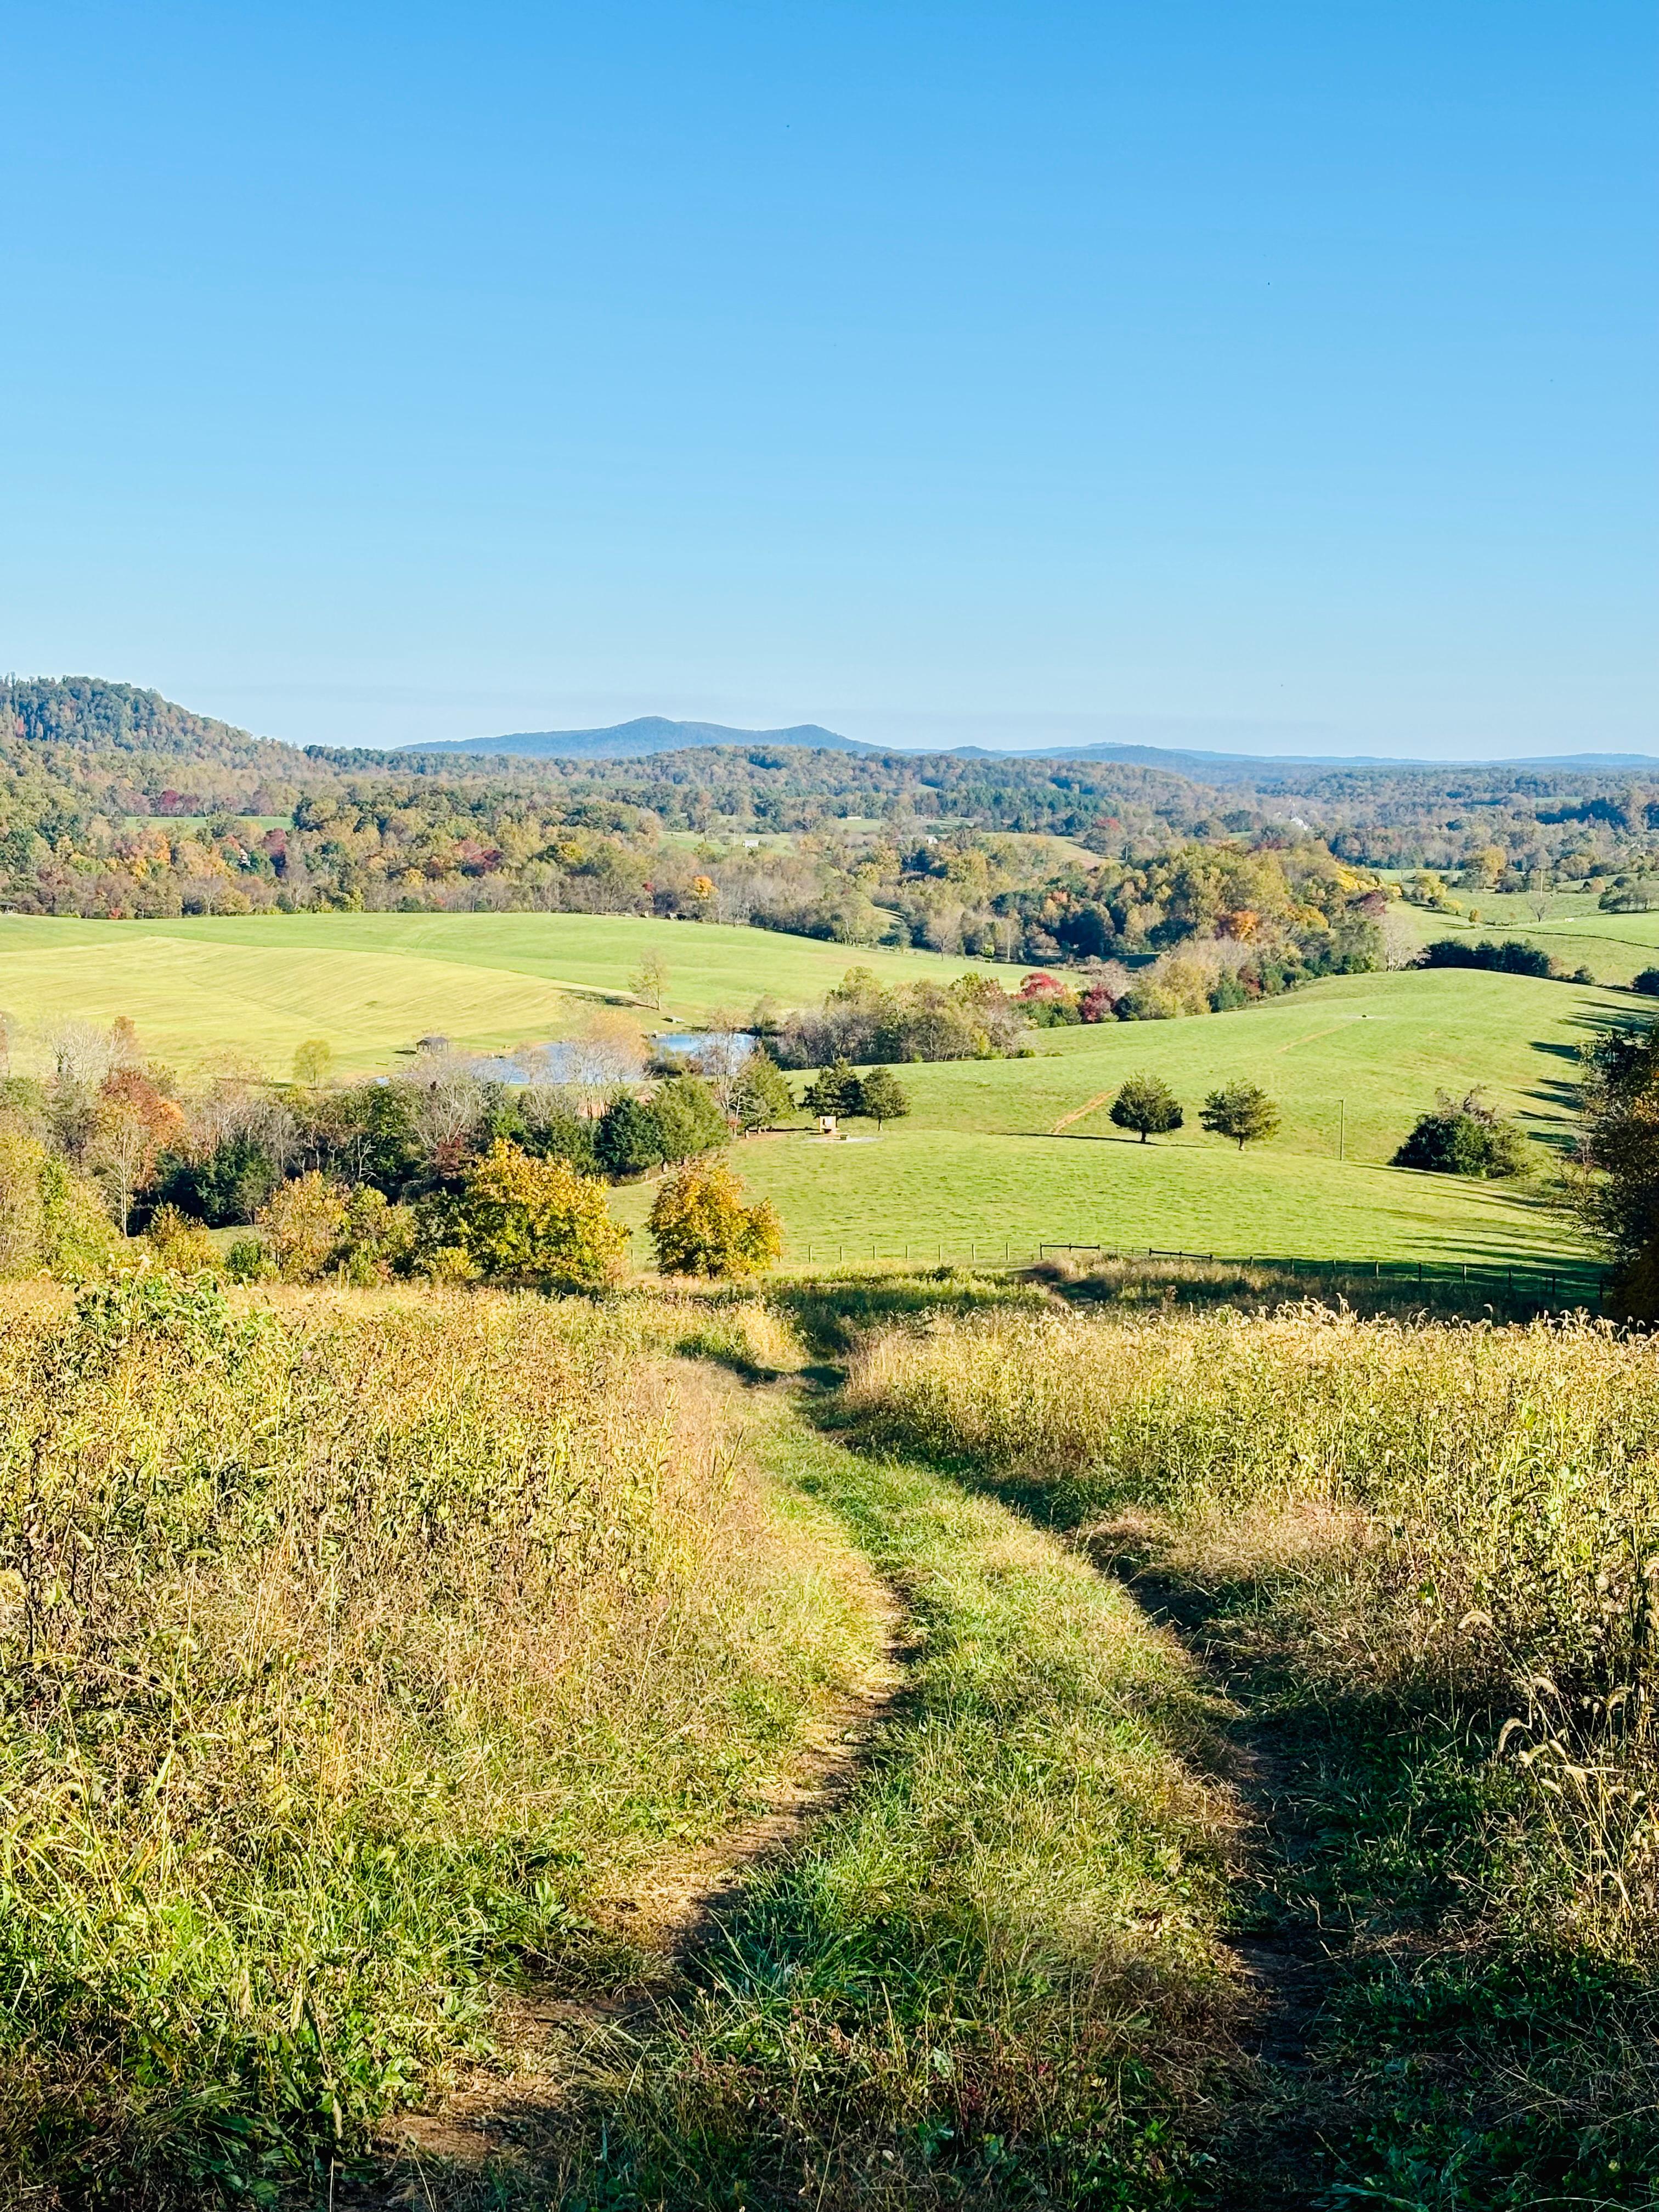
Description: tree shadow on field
770,1265,1048,1356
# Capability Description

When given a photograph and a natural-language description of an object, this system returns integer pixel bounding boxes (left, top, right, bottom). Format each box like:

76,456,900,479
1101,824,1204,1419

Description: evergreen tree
732,1049,795,1132
857,1065,911,1131
651,1075,730,1161
802,1057,864,1120
594,1094,664,1177
1108,1074,1183,1143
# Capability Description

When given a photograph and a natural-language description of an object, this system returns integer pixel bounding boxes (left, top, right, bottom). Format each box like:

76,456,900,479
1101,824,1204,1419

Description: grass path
368,1302,1659,2209
369,1379,1244,2210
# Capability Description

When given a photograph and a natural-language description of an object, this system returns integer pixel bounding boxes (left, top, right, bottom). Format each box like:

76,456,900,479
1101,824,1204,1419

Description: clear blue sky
2,1,1653,758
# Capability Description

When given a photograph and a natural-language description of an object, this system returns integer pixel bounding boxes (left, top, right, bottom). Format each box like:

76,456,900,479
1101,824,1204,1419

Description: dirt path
1049,1088,1115,1134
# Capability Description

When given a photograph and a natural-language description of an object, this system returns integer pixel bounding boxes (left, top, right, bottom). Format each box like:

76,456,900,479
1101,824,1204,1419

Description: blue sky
2,1,1653,758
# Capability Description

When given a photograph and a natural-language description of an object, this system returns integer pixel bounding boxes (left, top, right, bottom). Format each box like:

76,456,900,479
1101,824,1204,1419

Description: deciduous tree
648,1159,782,1278
454,1141,628,1291
1199,1080,1282,1152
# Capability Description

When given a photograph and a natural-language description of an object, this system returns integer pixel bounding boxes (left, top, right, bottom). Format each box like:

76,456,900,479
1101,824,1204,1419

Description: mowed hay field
0,911,1022,1075
0,911,1620,1273
613,965,1616,1272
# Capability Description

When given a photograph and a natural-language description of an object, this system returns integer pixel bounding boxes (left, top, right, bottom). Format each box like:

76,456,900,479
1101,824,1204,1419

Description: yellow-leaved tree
648,1159,782,1279
455,1140,629,1292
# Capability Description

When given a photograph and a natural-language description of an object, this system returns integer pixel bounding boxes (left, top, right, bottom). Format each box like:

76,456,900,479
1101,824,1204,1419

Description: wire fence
783,1238,1605,1309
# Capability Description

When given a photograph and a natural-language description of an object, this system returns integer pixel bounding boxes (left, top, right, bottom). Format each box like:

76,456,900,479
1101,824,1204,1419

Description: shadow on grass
814,1339,1659,2210
768,1256,1599,1350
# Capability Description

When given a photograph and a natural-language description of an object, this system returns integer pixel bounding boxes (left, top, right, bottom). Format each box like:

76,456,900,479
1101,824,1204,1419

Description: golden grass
842,1303,1659,1945
0,1274,879,2202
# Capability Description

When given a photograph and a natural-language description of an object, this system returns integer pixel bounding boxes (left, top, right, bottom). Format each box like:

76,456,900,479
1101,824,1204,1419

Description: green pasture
0,911,1017,1075
1390,888,1659,985
0,910,1623,1273
607,966,1620,1274
613,1124,1583,1274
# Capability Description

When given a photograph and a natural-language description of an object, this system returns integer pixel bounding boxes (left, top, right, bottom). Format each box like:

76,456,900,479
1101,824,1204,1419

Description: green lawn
614,966,1616,1273
0,911,1019,1076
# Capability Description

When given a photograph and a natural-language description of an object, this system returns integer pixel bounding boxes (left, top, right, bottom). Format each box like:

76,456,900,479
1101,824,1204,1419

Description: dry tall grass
0,1273,874,2204
843,1304,1659,1945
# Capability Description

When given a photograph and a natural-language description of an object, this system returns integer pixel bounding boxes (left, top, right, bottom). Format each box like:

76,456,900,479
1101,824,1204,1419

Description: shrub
257,1169,347,1279
224,1235,274,1283
0,1131,116,1280
648,1159,783,1278
454,1139,629,1290
1109,1073,1184,1143
1199,1079,1281,1150
144,1202,223,1273
1632,970,1659,998
1392,1090,1530,1178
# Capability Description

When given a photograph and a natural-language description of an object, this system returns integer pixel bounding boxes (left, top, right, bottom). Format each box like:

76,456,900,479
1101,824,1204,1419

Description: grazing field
0,911,1018,1075
610,967,1612,1273
1390,885,1659,984
0,913,1618,1273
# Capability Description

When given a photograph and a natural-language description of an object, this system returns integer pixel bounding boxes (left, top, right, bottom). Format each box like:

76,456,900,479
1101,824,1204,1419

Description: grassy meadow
0,911,1020,1076
0,1274,881,2206
0,910,1622,1273
9,1260,1659,2204
609,966,1616,1274
834,1296,1659,2203
1391,882,1659,985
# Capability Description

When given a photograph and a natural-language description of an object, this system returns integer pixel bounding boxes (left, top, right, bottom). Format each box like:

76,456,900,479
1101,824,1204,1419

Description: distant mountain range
397,716,874,761
396,715,1659,780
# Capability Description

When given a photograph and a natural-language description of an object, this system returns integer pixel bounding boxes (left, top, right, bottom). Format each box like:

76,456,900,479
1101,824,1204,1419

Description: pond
460,1031,756,1086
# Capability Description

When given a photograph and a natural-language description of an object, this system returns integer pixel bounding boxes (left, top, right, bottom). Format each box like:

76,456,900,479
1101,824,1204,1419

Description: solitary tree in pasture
1109,1074,1184,1143
1200,1080,1282,1152
858,1065,911,1132
291,1037,334,1087
630,950,670,1012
